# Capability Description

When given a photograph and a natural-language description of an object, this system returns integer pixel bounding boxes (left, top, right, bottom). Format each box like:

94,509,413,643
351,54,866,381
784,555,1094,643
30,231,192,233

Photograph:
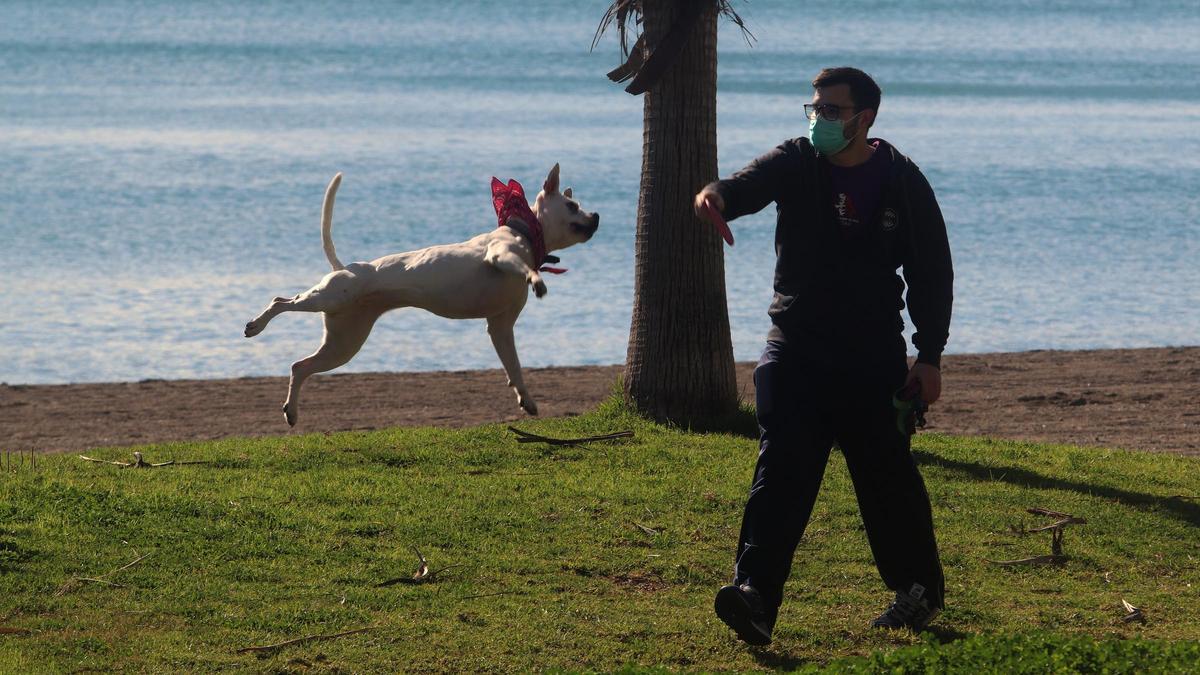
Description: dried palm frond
592,0,641,57
592,0,755,56
719,0,756,47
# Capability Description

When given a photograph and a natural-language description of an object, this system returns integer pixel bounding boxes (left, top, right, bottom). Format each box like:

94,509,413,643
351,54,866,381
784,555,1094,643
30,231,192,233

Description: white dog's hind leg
245,268,365,338
282,310,379,426
487,308,537,415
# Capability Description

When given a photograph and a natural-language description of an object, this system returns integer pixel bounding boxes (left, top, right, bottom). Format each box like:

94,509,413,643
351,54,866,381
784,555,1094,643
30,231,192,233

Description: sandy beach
2,346,1197,456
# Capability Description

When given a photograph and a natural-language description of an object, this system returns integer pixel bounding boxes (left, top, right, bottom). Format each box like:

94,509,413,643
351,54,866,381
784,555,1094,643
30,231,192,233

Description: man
694,67,953,645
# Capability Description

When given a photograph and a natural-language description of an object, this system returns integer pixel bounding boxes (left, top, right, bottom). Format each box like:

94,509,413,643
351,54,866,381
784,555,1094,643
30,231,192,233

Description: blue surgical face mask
809,111,862,155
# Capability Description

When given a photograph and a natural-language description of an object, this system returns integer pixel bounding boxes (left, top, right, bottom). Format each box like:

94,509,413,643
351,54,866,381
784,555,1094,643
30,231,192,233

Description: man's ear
863,108,876,131
563,187,573,199
543,163,560,195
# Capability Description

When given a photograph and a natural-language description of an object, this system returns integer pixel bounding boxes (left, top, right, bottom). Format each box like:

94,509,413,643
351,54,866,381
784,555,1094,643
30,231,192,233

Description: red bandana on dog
490,177,567,274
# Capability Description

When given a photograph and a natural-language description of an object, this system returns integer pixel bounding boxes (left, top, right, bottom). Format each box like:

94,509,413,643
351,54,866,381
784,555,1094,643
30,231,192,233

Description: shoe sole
714,586,771,646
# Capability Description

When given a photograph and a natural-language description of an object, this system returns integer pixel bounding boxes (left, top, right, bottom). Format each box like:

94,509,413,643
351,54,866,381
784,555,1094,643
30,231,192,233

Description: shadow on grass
925,624,974,644
913,450,1200,527
747,625,973,671
749,647,809,670
596,388,761,440
690,402,760,439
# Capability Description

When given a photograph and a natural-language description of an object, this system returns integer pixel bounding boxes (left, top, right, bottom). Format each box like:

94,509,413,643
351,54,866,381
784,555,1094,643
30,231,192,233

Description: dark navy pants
733,340,945,609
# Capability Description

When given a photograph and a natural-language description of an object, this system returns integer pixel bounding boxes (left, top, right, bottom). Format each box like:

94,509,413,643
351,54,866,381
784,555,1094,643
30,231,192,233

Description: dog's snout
590,213,600,229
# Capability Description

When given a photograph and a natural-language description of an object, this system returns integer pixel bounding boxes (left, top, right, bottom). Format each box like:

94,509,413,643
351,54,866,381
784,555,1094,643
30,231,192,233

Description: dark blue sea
2,0,1197,384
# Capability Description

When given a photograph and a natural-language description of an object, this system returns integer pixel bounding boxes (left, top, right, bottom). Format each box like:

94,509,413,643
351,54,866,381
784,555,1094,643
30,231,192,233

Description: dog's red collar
490,177,566,274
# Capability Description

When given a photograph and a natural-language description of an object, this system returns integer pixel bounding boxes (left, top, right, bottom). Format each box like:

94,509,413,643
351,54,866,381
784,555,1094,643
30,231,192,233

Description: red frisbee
704,197,734,246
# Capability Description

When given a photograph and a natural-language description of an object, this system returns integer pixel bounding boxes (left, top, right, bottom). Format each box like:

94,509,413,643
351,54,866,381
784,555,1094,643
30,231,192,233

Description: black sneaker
714,584,776,646
871,583,940,631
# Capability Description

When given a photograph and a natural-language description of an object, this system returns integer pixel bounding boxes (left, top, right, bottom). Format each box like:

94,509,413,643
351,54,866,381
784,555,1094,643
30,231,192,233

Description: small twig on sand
508,426,634,446
1121,598,1146,623
235,626,376,654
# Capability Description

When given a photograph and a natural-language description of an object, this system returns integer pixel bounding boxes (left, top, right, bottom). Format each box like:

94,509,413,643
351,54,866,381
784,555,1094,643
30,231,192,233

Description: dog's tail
321,173,345,271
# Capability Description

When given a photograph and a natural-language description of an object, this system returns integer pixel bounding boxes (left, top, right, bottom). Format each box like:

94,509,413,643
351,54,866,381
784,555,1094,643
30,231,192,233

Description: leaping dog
245,164,599,426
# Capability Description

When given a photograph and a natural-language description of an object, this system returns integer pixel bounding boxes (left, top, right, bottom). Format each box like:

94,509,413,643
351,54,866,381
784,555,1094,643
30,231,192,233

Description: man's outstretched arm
694,142,797,223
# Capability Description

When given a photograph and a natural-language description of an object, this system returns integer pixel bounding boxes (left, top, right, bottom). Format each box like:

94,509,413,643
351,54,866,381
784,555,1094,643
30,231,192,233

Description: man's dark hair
812,67,882,114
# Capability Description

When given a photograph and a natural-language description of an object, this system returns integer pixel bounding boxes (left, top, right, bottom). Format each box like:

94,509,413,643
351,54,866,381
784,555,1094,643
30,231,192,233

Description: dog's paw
532,279,547,298
245,320,263,338
282,402,297,427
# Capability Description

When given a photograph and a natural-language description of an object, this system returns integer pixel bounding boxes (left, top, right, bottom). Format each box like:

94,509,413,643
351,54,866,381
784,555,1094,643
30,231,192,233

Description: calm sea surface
2,0,1198,384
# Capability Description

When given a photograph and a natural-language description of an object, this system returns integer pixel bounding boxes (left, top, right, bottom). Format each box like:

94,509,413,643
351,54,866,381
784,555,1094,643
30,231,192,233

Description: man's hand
693,187,724,223
905,362,942,405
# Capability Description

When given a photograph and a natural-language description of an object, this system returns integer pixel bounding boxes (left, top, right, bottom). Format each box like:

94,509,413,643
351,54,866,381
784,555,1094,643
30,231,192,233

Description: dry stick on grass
78,451,211,468
988,508,1082,566
458,590,521,601
375,546,466,587
633,522,660,536
54,552,151,597
235,626,377,654
508,426,634,446
1121,598,1147,624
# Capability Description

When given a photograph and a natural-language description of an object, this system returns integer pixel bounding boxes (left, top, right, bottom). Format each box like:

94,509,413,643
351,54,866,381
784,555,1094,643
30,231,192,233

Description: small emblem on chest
881,208,899,232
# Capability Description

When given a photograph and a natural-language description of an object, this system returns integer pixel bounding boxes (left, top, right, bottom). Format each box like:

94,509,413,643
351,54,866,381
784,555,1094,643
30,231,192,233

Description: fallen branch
79,451,210,469
508,426,634,446
235,626,376,654
0,626,32,635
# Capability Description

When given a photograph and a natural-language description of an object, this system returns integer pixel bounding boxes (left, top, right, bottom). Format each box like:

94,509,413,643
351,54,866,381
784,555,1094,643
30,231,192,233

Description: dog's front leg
485,240,546,298
486,310,537,415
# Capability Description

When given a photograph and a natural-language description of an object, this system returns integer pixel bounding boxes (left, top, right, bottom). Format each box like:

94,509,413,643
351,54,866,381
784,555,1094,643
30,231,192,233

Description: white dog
245,164,599,426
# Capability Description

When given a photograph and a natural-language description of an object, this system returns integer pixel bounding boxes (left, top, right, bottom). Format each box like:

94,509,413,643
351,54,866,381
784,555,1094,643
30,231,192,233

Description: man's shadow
912,449,1200,527
746,625,973,670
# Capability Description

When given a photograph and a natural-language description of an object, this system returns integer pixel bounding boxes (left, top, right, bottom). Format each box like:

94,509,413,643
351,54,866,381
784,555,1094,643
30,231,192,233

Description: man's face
811,84,872,141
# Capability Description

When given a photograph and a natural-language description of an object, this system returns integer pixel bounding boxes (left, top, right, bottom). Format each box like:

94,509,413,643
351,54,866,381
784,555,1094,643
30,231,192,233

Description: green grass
2,397,1198,672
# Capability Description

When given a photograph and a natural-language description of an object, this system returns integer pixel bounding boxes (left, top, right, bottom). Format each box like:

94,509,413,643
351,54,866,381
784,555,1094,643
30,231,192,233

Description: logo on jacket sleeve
881,208,899,232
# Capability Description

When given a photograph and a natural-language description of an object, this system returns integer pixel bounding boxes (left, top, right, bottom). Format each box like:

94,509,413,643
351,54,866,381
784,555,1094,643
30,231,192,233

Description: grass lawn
2,397,1198,672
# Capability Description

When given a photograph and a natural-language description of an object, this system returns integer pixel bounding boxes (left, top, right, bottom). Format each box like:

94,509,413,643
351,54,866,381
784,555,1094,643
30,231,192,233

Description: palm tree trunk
624,0,737,425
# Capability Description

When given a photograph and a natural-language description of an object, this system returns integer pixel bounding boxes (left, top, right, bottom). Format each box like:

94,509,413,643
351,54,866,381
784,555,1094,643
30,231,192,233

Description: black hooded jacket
710,137,953,368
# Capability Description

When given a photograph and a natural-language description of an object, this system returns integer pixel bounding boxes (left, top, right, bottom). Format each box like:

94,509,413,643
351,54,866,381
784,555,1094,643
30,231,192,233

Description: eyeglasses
804,103,855,122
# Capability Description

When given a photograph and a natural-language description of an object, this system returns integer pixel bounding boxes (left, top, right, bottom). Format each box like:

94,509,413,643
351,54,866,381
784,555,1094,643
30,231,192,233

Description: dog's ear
563,187,573,199
543,163,560,195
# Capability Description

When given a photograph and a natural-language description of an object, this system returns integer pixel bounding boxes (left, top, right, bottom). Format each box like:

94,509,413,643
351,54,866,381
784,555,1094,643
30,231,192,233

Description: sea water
1,0,1197,384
